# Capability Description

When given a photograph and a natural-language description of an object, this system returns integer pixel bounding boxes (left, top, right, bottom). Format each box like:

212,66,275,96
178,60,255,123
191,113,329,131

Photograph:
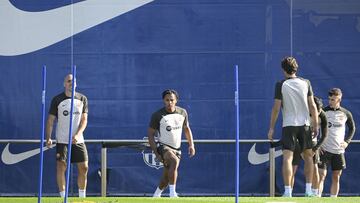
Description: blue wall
0,0,359,196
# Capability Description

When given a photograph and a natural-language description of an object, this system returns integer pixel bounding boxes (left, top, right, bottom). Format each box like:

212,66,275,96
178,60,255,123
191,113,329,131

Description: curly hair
162,89,179,99
281,56,298,74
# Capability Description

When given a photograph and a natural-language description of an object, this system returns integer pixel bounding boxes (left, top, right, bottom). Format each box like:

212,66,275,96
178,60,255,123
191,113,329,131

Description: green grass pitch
0,197,360,203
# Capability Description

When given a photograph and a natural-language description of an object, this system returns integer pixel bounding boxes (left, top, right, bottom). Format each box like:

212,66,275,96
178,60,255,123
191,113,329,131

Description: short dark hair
314,96,323,111
328,88,342,97
162,89,179,99
281,56,298,74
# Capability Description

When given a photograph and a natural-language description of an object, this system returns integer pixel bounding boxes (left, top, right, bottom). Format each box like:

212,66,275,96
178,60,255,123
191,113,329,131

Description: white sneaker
305,192,316,197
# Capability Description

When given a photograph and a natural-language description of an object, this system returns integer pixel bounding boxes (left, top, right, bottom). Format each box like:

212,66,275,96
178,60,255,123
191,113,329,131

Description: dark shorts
282,126,312,152
156,143,181,160
292,141,319,166
56,143,88,163
318,151,346,171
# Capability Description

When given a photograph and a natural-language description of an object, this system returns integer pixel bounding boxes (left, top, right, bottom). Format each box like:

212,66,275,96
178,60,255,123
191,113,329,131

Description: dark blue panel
0,0,359,196
10,0,85,11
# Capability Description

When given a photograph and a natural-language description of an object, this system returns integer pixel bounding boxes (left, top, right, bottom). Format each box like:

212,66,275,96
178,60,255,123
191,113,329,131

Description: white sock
330,194,337,197
312,188,319,196
284,185,292,196
153,187,163,197
169,184,177,197
79,189,86,198
305,183,312,194
59,191,65,197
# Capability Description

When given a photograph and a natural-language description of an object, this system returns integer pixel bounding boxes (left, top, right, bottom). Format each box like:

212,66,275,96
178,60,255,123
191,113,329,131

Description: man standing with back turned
46,74,89,198
268,56,319,197
148,89,195,198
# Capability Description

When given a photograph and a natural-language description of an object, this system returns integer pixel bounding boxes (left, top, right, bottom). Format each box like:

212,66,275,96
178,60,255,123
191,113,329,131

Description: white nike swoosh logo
0,0,154,56
1,143,56,165
247,143,283,165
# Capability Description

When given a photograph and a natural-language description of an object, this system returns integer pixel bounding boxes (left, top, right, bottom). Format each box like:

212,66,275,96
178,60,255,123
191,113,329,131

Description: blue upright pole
64,65,76,203
235,65,239,203
37,65,46,203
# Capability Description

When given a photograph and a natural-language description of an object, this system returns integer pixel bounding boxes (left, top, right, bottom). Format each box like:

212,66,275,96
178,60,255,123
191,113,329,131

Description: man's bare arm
148,127,162,161
46,114,56,147
308,95,319,137
268,99,281,140
184,126,195,157
73,113,88,143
